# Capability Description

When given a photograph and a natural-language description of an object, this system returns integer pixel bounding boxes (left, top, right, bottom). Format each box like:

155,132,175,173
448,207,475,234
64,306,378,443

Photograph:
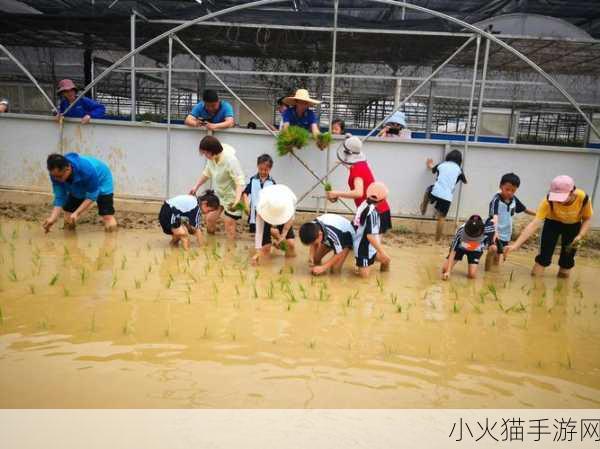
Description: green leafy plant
323,182,332,192
276,125,310,156
314,131,332,149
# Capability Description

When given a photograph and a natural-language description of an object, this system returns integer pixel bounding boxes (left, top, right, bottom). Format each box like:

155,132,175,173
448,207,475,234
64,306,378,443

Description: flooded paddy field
0,218,599,408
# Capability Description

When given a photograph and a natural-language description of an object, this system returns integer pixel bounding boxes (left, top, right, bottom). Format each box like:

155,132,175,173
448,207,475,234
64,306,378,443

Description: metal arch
0,44,58,114
62,0,290,116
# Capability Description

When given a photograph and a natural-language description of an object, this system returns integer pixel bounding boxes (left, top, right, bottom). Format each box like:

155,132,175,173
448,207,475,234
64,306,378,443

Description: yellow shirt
535,189,593,224
202,143,245,210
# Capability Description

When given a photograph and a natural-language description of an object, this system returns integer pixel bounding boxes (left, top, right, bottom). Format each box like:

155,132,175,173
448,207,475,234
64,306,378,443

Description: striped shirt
353,204,380,261
314,214,356,254
488,193,526,241
450,219,495,253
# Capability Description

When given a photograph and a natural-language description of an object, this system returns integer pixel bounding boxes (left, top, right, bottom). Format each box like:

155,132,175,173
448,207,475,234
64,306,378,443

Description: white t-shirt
431,161,465,202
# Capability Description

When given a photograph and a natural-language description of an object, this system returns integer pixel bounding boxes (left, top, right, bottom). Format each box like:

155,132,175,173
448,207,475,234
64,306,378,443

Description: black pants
535,219,581,269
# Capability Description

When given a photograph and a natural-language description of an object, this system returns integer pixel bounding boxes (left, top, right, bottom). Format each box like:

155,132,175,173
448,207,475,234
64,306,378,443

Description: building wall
1,114,599,227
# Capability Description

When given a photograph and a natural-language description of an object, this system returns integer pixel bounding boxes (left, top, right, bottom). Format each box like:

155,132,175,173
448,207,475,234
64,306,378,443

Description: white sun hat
337,134,367,165
257,184,297,226
385,111,407,127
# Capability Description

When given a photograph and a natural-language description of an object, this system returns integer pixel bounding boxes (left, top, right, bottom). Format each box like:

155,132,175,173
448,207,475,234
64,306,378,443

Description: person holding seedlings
485,173,536,270
442,214,495,280
188,136,245,240
378,111,411,139
505,175,593,278
327,135,392,233
281,89,327,149
353,182,392,277
243,153,276,233
43,152,117,232
251,184,297,265
185,89,234,131
56,79,105,124
420,150,468,241
159,190,219,249
299,214,356,276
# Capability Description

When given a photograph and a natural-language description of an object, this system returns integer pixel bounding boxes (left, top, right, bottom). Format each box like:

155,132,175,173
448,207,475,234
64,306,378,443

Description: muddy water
0,218,599,408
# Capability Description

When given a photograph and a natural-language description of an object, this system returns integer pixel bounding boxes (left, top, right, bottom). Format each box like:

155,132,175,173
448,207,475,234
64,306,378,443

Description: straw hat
283,89,321,106
337,135,366,165
257,184,297,226
385,111,407,127
57,79,77,93
366,182,389,202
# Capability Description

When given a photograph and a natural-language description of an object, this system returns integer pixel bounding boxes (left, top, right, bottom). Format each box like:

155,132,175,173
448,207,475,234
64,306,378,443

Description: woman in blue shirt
281,89,326,148
57,79,105,124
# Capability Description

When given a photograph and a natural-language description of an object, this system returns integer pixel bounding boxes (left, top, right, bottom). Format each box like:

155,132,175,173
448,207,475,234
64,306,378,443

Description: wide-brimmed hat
283,89,321,106
257,184,297,226
366,182,389,202
337,135,366,165
548,175,575,202
385,111,407,127
57,79,77,93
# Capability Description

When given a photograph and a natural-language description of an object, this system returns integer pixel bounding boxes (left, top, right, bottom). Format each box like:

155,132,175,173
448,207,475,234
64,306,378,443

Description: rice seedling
278,240,288,253
323,182,332,192
166,278,173,289
80,267,87,284
479,292,486,304
123,290,129,302
164,323,171,338
121,255,127,270
29,284,35,294
202,326,209,339
212,281,219,297
239,269,246,283
390,293,398,304
396,304,402,313
473,304,482,314
276,125,310,156
253,284,259,299
38,318,48,330
509,270,514,283
346,295,353,307
487,284,498,301
134,279,141,289
63,245,69,256
452,302,460,314
63,287,70,297
187,293,191,304
235,285,240,296
308,339,316,350
267,281,274,299
111,273,118,288
315,131,332,149
219,267,225,279
298,283,307,299
376,276,384,292
8,268,17,282
122,320,130,335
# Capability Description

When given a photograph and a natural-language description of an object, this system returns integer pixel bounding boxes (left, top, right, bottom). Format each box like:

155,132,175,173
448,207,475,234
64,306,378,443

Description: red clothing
348,161,390,213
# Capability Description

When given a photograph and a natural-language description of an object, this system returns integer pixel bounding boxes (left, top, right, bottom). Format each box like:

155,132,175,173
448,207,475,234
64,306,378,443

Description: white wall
1,114,599,227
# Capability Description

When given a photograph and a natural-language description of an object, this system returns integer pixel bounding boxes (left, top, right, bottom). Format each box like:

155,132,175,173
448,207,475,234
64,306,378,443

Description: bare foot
442,272,450,281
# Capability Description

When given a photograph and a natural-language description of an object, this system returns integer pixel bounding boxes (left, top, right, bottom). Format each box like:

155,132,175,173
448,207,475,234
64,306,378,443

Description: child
442,214,495,280
251,184,297,265
420,150,467,241
485,173,536,270
158,190,219,249
353,182,392,277
243,154,276,233
299,214,356,276
505,175,593,278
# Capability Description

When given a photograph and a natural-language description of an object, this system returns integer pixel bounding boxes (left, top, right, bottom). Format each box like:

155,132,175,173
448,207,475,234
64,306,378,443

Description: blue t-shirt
282,106,318,130
51,152,114,206
190,100,234,123
488,193,527,241
59,97,105,119
431,161,466,202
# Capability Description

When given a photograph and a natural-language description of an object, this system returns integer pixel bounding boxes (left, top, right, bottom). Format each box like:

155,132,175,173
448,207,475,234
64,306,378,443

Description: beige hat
283,89,321,106
337,135,366,165
257,184,297,226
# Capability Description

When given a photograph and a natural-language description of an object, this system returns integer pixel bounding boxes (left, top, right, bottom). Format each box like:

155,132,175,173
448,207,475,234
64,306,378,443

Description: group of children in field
45,133,592,280
158,134,594,280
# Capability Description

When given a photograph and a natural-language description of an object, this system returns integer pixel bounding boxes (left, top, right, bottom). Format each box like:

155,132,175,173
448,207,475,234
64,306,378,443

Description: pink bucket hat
548,175,575,202
57,79,77,93
366,182,389,202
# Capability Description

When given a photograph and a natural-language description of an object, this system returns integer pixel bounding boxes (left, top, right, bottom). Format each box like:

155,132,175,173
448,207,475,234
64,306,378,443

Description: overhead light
196,0,202,4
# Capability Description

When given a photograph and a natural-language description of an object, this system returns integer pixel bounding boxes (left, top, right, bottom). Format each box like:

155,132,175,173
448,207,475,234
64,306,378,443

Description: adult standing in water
281,88,326,148
188,136,245,240
56,79,105,124
505,175,593,278
326,136,392,233
43,153,117,232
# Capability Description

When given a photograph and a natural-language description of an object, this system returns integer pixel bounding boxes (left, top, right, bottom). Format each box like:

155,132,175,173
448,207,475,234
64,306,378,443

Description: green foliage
276,126,310,156
315,132,332,149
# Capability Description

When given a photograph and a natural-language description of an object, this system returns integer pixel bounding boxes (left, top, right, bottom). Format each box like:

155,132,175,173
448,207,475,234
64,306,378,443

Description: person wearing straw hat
327,135,392,233
377,111,411,139
56,79,105,124
281,88,326,148
251,184,297,265
353,182,392,278
505,175,593,278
